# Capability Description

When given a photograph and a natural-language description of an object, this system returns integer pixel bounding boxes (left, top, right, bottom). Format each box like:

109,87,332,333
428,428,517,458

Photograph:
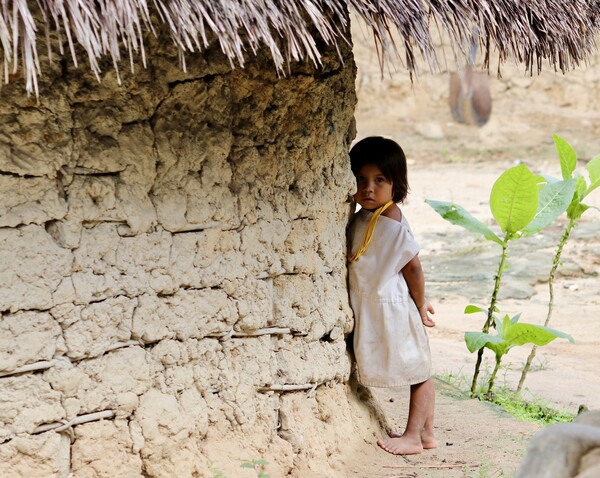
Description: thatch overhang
1,0,599,96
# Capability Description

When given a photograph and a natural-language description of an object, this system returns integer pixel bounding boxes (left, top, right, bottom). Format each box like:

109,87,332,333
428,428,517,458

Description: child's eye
375,177,386,183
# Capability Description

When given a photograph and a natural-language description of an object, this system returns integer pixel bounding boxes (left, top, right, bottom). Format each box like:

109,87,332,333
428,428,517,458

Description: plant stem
486,354,502,398
470,234,510,396
517,219,575,392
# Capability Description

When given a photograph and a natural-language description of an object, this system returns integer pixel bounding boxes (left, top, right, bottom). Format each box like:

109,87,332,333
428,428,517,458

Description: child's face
353,163,394,210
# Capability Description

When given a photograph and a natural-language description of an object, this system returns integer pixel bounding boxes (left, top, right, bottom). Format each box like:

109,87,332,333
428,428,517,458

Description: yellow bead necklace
348,200,394,263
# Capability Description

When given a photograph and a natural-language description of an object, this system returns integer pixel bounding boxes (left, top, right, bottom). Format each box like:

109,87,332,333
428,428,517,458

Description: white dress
347,208,432,387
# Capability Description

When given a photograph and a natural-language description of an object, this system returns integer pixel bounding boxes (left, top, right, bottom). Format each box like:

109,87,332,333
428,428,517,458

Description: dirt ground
341,19,600,478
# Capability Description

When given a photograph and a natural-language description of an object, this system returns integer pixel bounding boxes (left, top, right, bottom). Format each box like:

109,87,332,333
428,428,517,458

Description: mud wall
0,31,365,476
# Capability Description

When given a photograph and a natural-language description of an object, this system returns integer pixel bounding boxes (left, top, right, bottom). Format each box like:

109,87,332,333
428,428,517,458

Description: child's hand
418,300,436,327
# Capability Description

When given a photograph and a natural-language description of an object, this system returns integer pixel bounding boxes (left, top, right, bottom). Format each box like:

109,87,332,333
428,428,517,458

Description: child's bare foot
377,435,423,455
389,431,438,449
420,432,438,449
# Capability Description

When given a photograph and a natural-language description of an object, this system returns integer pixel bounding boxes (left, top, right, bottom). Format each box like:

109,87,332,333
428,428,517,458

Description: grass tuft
490,388,575,425
435,370,575,426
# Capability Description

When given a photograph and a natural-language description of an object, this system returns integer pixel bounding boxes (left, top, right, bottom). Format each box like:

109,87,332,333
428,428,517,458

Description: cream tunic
348,208,432,387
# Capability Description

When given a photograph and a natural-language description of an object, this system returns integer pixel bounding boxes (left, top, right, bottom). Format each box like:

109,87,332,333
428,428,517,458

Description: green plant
436,363,494,396
465,311,573,397
436,368,469,389
210,465,227,478
426,161,576,396
467,453,505,478
492,388,575,425
517,135,600,392
241,459,270,478
436,371,575,426
521,356,549,373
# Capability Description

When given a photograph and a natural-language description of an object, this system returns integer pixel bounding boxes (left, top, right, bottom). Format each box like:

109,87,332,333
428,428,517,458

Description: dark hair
349,136,409,203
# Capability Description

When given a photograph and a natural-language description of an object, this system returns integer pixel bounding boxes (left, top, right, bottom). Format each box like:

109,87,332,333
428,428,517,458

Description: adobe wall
0,33,371,476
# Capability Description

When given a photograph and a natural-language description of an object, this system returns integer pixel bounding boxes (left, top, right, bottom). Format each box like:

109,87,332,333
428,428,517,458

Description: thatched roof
2,0,599,95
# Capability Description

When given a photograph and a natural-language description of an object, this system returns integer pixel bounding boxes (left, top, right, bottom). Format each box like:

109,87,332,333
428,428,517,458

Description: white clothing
348,208,432,387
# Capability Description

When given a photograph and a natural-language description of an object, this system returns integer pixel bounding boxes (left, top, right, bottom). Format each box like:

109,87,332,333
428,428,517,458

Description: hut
0,1,598,476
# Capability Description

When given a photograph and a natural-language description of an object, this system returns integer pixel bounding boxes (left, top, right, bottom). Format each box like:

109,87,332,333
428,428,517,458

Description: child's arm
402,255,436,327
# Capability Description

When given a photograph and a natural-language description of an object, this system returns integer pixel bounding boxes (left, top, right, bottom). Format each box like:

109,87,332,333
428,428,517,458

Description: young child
347,136,437,455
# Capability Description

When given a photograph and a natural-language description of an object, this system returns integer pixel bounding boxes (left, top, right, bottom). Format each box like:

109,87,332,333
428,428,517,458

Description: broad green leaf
567,201,589,220
523,179,577,236
425,199,502,245
490,165,539,233
584,154,600,196
504,323,574,347
540,174,560,185
539,325,575,343
574,173,587,199
465,304,487,315
500,315,511,338
533,173,547,188
488,341,510,358
554,134,577,179
510,312,522,324
464,331,504,353
567,175,589,220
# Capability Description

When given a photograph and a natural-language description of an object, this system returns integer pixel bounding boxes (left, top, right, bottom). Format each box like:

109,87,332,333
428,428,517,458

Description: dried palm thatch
1,0,599,96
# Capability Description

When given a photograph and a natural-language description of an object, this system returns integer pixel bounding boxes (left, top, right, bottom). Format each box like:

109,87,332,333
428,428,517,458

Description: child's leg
389,379,437,447
378,378,436,455
421,379,437,449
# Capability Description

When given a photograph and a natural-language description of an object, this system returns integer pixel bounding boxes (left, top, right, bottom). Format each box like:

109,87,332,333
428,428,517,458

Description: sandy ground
340,18,600,478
